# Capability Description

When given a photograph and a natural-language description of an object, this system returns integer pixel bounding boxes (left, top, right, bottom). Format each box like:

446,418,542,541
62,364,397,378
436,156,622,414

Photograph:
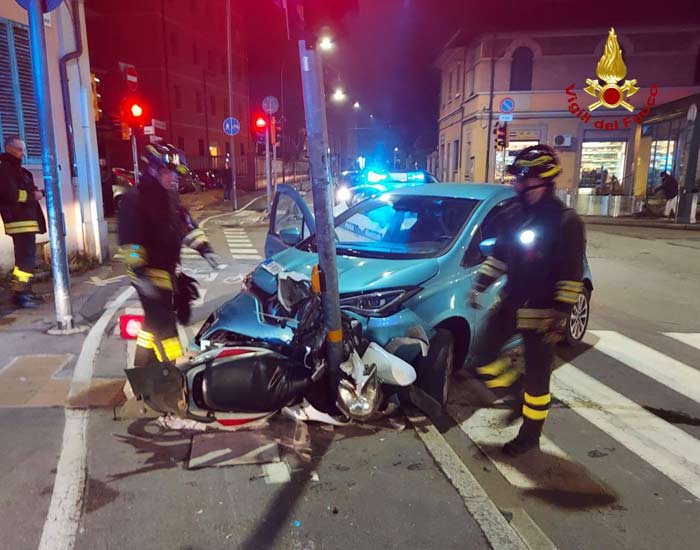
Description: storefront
579,140,628,193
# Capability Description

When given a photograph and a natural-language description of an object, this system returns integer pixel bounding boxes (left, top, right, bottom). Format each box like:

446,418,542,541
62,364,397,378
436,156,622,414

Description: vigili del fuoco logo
565,28,658,130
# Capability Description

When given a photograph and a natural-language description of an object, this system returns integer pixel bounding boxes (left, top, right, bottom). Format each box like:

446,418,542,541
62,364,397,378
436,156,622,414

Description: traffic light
255,116,267,130
121,97,148,132
495,123,508,151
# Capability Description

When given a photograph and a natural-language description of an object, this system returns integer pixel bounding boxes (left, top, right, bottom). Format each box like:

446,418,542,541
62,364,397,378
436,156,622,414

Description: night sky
245,0,700,158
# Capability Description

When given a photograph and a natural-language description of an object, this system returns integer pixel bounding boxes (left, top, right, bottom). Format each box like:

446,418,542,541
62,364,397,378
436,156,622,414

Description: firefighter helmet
507,145,562,183
142,144,171,171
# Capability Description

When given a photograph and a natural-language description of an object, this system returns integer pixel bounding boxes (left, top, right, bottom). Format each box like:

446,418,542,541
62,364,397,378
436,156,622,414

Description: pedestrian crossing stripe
664,332,700,351
590,331,700,404
231,254,262,260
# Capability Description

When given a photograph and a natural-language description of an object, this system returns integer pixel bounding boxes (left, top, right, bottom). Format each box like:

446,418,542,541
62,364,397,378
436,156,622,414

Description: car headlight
339,287,420,317
337,186,352,203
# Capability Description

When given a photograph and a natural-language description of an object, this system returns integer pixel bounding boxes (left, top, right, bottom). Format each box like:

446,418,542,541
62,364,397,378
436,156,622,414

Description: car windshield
305,195,478,259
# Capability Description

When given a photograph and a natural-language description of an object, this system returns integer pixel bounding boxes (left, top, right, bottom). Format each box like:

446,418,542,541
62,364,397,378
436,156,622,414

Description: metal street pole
273,141,278,195
298,40,343,389
265,121,272,211
27,0,74,331
226,0,238,210
484,33,496,182
678,105,700,223
131,131,139,182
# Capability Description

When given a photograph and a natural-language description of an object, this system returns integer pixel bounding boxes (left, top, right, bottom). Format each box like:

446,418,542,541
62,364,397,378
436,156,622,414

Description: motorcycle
125,272,428,428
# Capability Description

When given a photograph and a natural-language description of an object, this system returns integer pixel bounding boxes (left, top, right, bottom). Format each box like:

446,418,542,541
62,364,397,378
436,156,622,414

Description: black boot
503,419,543,457
13,291,43,309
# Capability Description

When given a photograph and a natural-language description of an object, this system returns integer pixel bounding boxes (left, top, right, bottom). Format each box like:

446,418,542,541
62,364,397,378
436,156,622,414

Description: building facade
0,0,107,270
86,0,254,183
435,26,700,199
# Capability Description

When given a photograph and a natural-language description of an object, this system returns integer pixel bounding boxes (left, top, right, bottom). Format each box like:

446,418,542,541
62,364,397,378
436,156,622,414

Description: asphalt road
2,216,700,550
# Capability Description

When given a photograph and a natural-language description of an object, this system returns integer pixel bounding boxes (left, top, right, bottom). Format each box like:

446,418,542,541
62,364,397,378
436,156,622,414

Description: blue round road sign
223,117,241,137
500,97,515,114
16,0,63,12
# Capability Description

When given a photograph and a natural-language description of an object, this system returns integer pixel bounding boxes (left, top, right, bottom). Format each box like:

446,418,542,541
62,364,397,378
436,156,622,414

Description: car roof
388,182,516,201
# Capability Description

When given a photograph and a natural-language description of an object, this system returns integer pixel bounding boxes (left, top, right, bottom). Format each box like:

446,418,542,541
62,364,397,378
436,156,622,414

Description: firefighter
0,137,47,308
469,144,586,457
118,145,220,367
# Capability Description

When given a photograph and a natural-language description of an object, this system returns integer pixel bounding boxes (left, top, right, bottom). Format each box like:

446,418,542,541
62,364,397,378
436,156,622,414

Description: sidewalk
583,215,700,231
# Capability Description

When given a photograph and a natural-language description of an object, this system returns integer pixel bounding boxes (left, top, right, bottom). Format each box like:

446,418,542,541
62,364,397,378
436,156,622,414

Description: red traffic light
255,116,267,129
130,103,144,118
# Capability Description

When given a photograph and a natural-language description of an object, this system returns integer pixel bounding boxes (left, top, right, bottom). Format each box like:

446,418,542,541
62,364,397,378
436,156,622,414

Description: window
225,142,231,155
441,77,446,108
455,64,462,98
579,141,628,189
198,139,205,156
463,199,515,266
695,46,700,85
448,71,453,102
466,70,475,96
240,143,245,156
177,136,185,151
274,194,311,241
452,139,460,173
174,85,182,109
210,95,216,115
195,91,202,113
192,43,199,65
0,19,41,163
510,47,533,91
169,32,178,56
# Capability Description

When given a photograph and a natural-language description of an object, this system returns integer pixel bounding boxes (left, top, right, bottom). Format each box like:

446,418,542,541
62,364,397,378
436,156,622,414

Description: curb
583,217,700,231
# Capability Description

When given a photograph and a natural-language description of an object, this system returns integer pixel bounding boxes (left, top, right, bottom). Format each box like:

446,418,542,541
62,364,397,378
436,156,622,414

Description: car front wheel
414,328,455,409
565,288,591,346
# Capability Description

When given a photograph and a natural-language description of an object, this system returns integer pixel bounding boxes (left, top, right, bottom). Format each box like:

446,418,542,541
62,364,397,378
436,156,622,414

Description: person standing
470,145,586,457
655,171,679,217
118,145,220,367
0,137,47,308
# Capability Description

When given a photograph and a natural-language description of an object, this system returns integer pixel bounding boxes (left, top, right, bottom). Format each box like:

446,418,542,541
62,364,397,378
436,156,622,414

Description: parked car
195,183,593,405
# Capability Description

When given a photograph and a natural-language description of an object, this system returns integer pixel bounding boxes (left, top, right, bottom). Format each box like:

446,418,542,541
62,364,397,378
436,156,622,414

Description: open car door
265,184,316,259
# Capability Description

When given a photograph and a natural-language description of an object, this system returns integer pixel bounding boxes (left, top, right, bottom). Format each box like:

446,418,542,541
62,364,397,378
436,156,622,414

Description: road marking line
39,286,134,550
406,412,527,550
231,255,263,260
664,332,700,352
225,237,252,242
457,408,569,490
553,363,700,500
590,331,700,404
229,248,257,254
507,508,558,550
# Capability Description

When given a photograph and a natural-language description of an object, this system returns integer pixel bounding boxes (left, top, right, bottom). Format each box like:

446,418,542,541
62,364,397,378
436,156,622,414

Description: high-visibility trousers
134,288,183,366
10,233,37,293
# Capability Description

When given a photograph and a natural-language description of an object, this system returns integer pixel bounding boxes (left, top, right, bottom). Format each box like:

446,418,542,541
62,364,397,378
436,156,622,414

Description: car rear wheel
564,288,590,346
414,328,455,408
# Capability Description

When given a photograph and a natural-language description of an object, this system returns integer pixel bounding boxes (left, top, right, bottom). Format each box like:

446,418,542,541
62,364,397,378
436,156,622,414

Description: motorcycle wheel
414,328,454,408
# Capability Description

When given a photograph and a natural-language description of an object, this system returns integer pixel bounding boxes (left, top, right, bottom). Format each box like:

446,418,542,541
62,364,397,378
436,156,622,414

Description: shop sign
563,28,658,130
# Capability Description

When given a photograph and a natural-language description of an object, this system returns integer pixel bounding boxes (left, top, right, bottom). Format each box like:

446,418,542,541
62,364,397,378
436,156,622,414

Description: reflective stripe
161,337,183,361
11,266,33,283
523,405,549,421
144,268,173,290
539,165,562,178
4,220,39,234
327,328,343,343
478,264,501,279
484,256,507,273
477,357,511,377
524,392,551,406
556,280,584,293
17,189,28,203
517,308,553,331
555,290,579,304
484,363,522,389
119,244,148,268
515,155,553,167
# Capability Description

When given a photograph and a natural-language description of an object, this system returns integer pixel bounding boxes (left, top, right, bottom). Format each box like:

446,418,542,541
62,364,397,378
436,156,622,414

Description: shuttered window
0,18,41,164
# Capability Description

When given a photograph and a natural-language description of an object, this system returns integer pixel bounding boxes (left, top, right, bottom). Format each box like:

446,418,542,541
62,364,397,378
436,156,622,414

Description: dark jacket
118,172,212,290
475,194,586,319
661,175,679,201
0,152,47,235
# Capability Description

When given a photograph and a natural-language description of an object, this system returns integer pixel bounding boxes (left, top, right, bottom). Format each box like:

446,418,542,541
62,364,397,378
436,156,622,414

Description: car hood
253,248,439,295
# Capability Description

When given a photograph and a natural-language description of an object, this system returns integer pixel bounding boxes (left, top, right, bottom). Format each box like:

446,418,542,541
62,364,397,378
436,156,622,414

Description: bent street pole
226,0,238,210
298,40,343,389
28,0,74,330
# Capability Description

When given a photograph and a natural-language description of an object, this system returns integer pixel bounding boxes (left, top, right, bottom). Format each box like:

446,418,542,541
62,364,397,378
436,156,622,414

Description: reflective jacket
118,172,212,291
474,194,586,329
0,153,47,236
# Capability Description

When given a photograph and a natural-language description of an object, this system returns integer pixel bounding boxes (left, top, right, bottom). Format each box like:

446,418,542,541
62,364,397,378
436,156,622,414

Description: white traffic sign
499,114,513,122
223,117,241,136
143,125,155,135
262,96,280,115
152,118,167,130
125,65,138,92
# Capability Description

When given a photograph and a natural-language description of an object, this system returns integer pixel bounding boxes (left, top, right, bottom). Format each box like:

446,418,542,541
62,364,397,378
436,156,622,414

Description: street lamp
353,101,361,110
319,35,335,52
332,88,347,103
394,147,399,152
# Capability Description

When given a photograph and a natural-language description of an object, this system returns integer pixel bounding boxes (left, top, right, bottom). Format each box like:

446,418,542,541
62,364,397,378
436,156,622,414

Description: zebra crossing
180,227,263,263
452,330,700,502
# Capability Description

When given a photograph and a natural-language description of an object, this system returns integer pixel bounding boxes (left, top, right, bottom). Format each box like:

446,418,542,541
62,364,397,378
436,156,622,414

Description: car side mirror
479,237,496,258
279,227,302,246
